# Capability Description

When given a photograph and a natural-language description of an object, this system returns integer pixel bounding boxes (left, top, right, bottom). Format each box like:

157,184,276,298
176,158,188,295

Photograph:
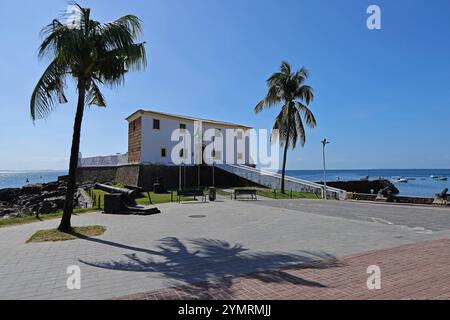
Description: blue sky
1,0,450,170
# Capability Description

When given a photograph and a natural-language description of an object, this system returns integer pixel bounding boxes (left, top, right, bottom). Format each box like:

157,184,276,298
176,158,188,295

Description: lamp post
321,139,330,200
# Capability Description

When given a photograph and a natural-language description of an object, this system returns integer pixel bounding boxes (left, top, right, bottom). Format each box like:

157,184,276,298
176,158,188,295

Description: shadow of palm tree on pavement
79,237,344,299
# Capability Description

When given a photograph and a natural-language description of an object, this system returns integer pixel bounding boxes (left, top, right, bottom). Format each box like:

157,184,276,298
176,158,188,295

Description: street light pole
321,139,330,200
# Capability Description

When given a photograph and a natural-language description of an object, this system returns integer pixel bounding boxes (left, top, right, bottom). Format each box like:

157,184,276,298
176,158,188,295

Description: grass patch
0,208,97,229
219,187,320,200
27,225,106,243
136,193,193,205
89,187,193,209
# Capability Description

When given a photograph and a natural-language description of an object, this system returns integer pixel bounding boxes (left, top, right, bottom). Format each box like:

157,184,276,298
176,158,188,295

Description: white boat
435,177,448,181
395,178,408,183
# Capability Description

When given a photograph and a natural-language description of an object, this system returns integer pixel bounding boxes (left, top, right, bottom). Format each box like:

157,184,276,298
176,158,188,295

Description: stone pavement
0,196,449,300
115,238,450,300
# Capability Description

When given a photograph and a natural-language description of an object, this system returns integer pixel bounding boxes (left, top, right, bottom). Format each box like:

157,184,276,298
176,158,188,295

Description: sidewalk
115,238,450,300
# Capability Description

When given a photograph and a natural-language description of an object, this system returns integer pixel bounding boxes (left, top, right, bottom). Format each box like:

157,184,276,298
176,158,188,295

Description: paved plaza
1,196,449,300
117,238,450,300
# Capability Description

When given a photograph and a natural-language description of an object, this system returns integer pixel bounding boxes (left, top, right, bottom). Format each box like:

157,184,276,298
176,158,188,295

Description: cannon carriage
94,183,161,215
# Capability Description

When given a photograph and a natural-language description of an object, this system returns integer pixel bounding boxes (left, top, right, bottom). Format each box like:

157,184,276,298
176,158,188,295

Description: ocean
0,169,448,197
0,171,68,189
286,169,450,197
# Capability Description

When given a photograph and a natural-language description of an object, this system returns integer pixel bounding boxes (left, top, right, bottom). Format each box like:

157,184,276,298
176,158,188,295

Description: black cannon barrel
94,183,140,199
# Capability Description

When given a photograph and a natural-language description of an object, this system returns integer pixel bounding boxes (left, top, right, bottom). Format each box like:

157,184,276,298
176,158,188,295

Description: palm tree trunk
281,140,289,194
58,79,86,232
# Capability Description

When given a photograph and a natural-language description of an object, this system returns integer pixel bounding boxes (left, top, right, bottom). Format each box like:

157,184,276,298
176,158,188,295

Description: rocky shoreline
0,177,92,220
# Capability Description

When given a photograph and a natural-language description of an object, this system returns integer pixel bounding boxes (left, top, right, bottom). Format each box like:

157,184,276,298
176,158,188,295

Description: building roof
126,109,253,129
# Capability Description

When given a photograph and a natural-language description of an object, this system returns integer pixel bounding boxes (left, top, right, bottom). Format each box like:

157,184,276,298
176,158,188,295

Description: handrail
217,164,345,194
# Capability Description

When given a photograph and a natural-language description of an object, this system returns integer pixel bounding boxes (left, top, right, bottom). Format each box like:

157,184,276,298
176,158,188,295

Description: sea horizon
1,168,449,198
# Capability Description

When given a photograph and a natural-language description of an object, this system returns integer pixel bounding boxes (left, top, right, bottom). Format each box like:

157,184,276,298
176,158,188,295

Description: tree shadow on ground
79,236,344,299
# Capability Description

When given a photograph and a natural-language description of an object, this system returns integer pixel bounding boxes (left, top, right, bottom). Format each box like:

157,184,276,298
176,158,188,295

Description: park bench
232,189,258,200
177,189,207,203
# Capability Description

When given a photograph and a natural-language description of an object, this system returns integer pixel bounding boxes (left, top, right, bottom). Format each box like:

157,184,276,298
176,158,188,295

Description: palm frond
294,110,306,147
98,15,143,52
30,60,68,121
296,85,314,105
86,81,106,107
106,43,147,71
294,67,309,84
280,61,291,76
254,85,282,113
296,102,317,128
114,15,143,38
38,19,66,59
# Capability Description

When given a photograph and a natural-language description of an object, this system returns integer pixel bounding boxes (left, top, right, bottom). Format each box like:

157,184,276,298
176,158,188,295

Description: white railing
217,164,347,200
79,153,128,167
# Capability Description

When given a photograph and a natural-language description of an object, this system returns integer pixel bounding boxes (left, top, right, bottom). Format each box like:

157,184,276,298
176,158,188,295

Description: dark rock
0,179,82,218
324,179,399,195
0,188,21,202
38,201,58,214
21,184,44,195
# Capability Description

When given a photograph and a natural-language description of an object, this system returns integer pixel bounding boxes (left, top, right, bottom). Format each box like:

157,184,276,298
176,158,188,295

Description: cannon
436,188,449,199
375,186,395,202
94,183,161,216
432,188,449,206
94,183,141,199
433,188,450,206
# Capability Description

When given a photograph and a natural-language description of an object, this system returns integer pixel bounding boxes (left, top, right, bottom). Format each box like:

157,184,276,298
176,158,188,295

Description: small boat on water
394,177,409,183
360,176,369,181
434,177,448,181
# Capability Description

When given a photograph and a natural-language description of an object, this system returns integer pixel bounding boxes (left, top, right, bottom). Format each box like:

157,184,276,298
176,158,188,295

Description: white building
126,109,253,166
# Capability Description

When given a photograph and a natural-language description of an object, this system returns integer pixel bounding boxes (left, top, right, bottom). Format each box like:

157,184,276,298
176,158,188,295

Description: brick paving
115,238,450,300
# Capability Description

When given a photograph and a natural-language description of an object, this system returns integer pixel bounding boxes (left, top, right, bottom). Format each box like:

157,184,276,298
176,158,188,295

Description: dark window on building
180,123,186,130
131,120,136,132
161,148,167,158
153,119,160,130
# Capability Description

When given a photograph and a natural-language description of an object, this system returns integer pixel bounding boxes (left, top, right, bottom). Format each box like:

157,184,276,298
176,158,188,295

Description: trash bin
154,183,162,194
209,187,216,201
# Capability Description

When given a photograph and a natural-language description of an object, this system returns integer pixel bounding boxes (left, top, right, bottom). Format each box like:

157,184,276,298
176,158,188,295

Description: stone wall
76,166,118,184
116,165,140,186
76,164,262,191
128,117,142,164
349,193,434,205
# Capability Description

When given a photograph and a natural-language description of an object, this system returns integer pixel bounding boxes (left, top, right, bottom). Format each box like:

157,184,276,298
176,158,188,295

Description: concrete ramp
217,164,347,200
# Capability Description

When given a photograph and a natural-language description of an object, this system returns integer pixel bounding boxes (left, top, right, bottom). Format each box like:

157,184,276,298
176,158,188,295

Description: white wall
140,115,251,165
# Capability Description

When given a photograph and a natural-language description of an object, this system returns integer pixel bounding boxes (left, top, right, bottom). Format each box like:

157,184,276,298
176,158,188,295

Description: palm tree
30,3,147,231
255,61,316,194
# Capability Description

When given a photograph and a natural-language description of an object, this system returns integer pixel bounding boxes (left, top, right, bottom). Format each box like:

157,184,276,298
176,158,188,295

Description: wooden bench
177,189,207,203
232,189,258,200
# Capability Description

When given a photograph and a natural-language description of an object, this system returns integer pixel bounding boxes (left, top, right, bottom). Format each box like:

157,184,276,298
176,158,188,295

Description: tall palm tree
31,3,147,231
255,61,316,194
